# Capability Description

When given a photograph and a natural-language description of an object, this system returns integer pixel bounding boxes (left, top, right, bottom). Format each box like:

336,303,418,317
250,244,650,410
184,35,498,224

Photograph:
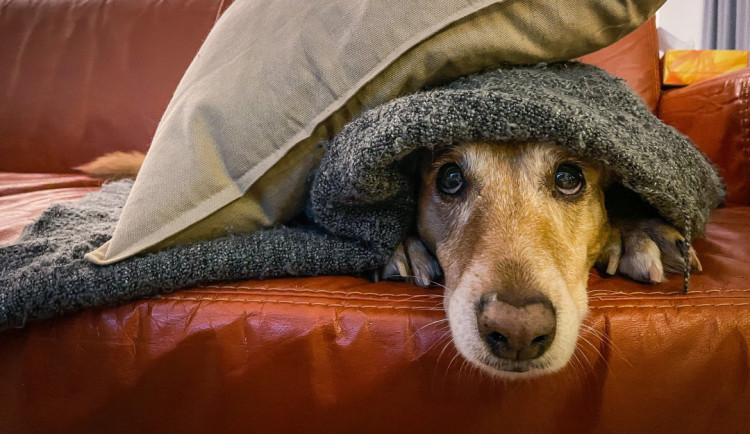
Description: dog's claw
602,217,701,284
405,237,442,287
370,270,381,283
597,228,622,276
380,237,442,288
647,260,665,284
382,243,409,280
619,237,665,283
606,255,618,276
690,246,703,272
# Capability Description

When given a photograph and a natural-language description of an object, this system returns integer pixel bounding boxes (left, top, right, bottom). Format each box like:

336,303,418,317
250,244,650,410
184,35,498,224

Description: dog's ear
604,182,660,220
599,165,614,189
396,148,430,179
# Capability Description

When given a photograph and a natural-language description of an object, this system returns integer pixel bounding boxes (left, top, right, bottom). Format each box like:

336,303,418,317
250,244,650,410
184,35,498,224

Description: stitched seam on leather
159,297,445,310
199,284,444,299
198,284,749,298
587,288,750,296
590,302,750,309
158,296,750,311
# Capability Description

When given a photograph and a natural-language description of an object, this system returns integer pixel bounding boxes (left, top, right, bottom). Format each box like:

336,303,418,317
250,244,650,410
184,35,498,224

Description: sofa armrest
658,68,750,206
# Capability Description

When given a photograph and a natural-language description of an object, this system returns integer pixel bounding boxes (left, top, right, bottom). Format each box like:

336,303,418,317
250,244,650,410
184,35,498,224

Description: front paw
597,218,702,283
379,236,442,288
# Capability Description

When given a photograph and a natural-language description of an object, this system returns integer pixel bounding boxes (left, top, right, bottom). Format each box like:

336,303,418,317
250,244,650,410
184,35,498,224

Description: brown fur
75,151,146,180
417,142,609,292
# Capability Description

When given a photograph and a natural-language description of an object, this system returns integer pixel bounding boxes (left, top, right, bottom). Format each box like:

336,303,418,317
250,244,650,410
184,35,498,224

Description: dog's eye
437,163,465,195
554,164,584,195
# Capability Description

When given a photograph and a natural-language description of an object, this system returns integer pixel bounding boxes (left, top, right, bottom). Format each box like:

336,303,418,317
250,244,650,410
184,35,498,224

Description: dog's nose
477,291,556,361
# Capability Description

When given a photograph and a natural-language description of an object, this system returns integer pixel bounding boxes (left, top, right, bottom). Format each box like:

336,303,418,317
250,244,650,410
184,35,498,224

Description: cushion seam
156,296,750,311
193,284,750,297
739,76,750,205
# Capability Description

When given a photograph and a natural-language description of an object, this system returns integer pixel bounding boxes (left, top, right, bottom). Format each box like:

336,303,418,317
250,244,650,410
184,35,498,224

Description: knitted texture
0,181,388,329
0,62,725,330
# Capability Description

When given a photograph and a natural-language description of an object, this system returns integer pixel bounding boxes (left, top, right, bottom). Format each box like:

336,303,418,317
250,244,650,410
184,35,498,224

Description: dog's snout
477,292,556,361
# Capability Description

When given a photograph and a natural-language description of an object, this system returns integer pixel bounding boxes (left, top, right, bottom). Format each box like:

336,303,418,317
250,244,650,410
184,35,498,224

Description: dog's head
417,141,610,377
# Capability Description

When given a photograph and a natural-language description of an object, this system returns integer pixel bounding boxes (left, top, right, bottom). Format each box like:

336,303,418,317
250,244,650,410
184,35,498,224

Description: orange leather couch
1,2,749,432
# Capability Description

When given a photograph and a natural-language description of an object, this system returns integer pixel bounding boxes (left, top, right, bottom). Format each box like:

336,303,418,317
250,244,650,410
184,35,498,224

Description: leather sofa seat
1,2,749,432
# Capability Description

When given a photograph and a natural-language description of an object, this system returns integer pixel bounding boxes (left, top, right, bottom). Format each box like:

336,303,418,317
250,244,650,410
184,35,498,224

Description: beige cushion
87,0,665,264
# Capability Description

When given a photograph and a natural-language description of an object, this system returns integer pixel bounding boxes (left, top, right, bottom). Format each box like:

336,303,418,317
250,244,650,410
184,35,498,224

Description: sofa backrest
0,0,233,173
0,3,659,173
580,17,661,112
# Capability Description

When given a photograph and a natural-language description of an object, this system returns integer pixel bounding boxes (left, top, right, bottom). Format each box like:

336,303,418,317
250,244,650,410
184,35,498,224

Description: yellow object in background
662,50,749,85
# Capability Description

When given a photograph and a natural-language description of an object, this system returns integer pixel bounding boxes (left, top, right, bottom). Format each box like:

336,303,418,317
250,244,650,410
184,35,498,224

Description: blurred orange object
663,49,749,85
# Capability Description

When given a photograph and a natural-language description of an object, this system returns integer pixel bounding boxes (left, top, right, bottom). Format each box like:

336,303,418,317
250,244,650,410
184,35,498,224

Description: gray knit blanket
0,62,725,330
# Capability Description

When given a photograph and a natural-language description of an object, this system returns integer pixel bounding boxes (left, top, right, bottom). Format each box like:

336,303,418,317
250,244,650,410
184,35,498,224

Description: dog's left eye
554,164,584,195
437,163,465,195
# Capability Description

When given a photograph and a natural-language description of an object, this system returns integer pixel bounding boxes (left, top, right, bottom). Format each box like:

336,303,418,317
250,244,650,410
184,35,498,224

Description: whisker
444,351,463,385
434,339,455,379
575,344,599,392
471,360,487,383
567,348,586,389
385,274,449,291
412,318,449,336
580,322,631,367
580,344,596,372
580,323,611,344
422,328,452,354
570,349,583,371
397,294,446,302
577,333,614,374
581,323,625,355
458,358,470,384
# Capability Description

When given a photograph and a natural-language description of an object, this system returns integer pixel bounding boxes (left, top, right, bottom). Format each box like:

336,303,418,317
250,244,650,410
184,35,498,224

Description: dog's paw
380,236,442,288
597,218,702,283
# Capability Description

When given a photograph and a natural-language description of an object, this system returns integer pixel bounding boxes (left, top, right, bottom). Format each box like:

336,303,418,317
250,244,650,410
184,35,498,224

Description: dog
380,140,700,378
78,141,701,378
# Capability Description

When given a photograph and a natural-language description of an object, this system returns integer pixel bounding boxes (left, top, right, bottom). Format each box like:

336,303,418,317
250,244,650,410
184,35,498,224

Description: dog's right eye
554,163,584,195
437,163,465,195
